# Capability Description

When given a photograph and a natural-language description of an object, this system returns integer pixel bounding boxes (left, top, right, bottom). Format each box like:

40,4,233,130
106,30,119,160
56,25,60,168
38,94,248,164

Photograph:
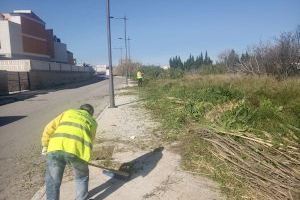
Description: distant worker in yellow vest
41,104,97,200
137,70,144,87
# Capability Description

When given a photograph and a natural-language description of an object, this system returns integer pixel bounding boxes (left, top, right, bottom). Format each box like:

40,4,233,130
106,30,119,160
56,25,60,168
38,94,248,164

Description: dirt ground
32,87,224,199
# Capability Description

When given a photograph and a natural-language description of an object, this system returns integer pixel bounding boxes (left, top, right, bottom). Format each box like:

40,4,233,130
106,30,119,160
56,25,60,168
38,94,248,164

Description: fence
7,72,30,92
0,59,95,94
0,59,94,72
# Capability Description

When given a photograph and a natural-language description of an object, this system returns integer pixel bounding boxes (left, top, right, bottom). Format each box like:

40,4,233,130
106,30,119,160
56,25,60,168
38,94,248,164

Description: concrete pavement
0,76,125,200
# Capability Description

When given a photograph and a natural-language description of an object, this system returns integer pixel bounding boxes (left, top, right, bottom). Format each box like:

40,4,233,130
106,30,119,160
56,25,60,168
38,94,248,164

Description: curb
96,104,109,121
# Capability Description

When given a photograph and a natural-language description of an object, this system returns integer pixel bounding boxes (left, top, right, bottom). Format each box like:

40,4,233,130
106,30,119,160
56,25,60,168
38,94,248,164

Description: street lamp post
127,37,131,79
118,37,132,79
106,0,115,108
113,47,123,75
114,16,128,85
127,37,131,61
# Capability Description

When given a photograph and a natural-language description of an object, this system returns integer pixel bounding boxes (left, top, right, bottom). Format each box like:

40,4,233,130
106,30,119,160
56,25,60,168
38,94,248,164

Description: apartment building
0,10,74,64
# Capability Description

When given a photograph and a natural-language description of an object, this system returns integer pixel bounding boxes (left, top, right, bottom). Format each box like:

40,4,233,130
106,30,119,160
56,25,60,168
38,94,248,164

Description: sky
1,0,299,65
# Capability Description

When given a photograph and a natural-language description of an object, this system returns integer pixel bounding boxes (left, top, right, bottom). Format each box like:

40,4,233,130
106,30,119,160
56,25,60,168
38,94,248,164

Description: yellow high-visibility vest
47,109,97,162
137,71,143,79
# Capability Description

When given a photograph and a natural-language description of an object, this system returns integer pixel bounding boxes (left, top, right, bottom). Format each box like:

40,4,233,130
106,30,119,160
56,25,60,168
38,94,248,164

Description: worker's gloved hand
41,147,48,156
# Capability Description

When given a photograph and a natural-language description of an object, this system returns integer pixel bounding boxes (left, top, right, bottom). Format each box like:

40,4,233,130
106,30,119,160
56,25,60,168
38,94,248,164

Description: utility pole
127,37,131,61
115,16,128,85
106,0,115,107
113,47,123,75
120,47,124,76
124,16,128,85
127,37,131,79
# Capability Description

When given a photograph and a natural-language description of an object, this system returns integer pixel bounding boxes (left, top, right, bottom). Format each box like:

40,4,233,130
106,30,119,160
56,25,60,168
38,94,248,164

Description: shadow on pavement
0,116,27,127
0,75,107,106
88,147,164,200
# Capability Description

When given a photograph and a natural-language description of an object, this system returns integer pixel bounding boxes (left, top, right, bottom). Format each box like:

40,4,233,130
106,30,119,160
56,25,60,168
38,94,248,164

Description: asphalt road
0,76,125,199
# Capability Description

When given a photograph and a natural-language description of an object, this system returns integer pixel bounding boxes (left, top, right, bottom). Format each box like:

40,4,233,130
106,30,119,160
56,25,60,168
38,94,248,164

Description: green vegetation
169,51,213,70
141,74,300,144
134,26,300,199
139,70,300,199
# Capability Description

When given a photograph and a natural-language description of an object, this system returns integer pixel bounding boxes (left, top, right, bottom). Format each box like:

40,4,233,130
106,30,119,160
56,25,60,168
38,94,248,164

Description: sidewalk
32,84,224,200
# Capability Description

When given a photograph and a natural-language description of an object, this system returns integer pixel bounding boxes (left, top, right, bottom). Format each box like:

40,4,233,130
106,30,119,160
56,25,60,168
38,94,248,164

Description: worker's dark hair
80,104,94,116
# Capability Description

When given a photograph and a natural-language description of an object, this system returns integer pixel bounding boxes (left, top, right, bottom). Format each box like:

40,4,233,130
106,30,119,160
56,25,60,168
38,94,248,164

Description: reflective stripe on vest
47,109,97,162
48,135,92,162
50,132,93,149
58,121,92,138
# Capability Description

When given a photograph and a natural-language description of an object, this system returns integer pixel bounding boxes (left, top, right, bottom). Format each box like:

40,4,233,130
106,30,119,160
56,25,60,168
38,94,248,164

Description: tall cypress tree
195,56,201,69
177,56,184,70
184,54,195,70
204,51,209,65
169,57,174,68
200,52,204,65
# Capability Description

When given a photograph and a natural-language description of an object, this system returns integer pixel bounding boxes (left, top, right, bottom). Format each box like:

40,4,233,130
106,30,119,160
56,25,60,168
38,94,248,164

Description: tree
204,51,208,65
195,55,202,69
275,31,299,76
232,26,300,77
203,51,213,65
218,49,239,72
169,56,184,70
184,54,195,70
200,52,204,65
296,25,300,45
241,51,250,62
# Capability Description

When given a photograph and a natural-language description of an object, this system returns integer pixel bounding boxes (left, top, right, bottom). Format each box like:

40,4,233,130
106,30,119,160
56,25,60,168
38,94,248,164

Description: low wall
0,59,96,92
7,71,30,92
28,70,93,90
0,59,94,72
0,70,94,93
0,60,31,72
0,70,8,95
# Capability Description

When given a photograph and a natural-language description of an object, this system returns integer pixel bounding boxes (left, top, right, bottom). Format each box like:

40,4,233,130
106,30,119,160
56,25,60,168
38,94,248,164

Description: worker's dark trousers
46,151,89,200
138,78,143,87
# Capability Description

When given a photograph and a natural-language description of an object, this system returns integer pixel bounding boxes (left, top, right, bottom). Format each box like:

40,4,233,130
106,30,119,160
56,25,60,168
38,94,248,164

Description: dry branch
195,128,300,200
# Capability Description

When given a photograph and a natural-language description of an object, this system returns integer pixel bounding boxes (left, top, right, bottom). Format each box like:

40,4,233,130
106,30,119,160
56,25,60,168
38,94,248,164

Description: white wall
7,15,21,24
0,59,94,72
0,21,12,57
0,59,31,71
8,21,23,56
161,65,170,70
94,64,107,73
53,42,68,63
30,60,50,70
61,63,71,71
50,62,60,71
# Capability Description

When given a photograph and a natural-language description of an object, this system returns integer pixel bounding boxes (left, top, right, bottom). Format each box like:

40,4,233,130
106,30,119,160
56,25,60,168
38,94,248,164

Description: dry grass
205,100,240,123
91,144,121,169
182,128,300,200
140,73,300,200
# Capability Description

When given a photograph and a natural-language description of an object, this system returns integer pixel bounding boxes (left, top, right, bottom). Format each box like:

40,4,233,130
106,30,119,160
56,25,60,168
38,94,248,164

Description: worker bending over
41,104,97,200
